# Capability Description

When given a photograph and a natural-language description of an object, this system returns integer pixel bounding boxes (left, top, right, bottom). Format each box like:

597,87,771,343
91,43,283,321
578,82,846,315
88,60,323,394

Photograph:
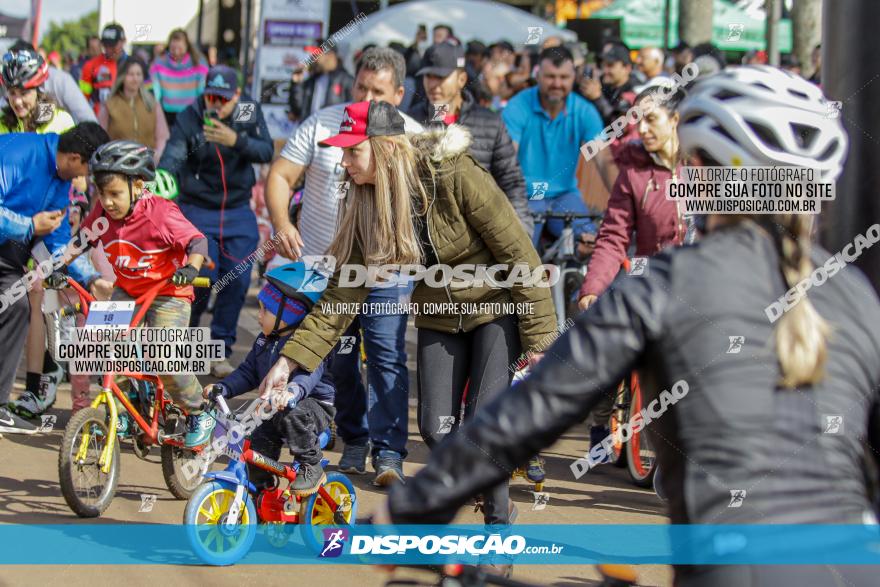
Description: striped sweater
149,53,208,114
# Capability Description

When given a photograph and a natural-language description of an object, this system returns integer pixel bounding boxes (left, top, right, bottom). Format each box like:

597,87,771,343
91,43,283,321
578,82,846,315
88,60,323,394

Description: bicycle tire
626,374,656,487
184,480,257,566
58,407,120,518
161,414,203,499
607,380,628,468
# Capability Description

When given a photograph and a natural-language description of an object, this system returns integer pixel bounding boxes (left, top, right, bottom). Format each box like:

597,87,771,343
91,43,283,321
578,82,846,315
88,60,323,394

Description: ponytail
768,215,830,388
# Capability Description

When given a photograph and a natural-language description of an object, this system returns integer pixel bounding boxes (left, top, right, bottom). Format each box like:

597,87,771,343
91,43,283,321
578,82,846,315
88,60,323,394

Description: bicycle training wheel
58,407,120,518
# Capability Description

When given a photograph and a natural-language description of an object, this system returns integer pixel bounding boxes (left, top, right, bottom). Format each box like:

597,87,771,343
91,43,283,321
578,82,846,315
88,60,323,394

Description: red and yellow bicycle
54,274,213,517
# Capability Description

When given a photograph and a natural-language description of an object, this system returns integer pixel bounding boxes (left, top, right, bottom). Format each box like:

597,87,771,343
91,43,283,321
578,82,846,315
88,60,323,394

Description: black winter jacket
288,68,354,121
388,222,880,530
158,95,274,210
409,90,533,236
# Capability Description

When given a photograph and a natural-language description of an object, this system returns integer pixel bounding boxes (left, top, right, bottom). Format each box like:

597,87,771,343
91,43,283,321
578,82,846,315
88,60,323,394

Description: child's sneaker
526,456,545,483
10,364,62,418
292,462,326,496
185,411,216,448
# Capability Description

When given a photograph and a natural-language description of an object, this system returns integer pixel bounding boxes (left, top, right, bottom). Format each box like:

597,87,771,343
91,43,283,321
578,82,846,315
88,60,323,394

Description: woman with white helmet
372,66,880,585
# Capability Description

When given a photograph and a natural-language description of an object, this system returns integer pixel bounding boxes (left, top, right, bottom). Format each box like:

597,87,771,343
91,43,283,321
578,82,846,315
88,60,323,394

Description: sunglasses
205,94,232,105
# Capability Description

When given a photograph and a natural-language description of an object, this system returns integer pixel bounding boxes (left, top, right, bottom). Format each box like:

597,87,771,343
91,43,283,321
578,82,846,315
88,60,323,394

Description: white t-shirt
277,102,424,260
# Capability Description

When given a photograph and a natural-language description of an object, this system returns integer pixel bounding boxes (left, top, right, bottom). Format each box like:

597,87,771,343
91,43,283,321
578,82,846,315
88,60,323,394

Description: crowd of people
1,15,878,586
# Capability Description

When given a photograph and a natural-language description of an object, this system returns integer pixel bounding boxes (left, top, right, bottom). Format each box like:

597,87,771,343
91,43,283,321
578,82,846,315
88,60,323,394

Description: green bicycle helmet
148,168,179,200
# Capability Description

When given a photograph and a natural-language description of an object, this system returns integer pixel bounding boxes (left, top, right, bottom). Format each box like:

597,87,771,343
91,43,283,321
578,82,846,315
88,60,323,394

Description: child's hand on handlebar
172,264,200,285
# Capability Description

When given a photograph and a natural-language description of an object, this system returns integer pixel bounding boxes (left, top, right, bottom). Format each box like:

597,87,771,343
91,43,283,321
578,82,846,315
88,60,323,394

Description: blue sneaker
116,413,132,438
526,456,545,483
185,411,215,448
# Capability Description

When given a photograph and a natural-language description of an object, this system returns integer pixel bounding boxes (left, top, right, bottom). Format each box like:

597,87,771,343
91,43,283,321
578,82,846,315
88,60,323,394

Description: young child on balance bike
205,261,336,496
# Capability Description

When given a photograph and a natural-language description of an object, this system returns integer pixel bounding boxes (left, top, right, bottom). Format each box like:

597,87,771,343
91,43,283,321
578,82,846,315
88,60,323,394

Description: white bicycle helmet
677,65,848,181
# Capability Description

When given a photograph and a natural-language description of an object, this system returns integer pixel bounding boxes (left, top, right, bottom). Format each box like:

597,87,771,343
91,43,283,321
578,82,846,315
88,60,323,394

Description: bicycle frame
205,396,343,528
65,277,201,474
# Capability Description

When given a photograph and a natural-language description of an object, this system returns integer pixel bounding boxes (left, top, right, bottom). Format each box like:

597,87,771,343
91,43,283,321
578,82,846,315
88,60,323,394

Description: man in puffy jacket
159,65,274,377
408,43,532,235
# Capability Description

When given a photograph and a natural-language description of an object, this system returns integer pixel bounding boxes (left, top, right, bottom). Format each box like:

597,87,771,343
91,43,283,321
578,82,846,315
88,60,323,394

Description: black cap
600,44,632,65
491,40,515,54
101,23,125,45
416,43,467,77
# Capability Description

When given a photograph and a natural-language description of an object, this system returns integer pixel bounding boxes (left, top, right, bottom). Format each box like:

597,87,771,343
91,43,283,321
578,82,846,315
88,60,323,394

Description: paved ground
0,291,672,587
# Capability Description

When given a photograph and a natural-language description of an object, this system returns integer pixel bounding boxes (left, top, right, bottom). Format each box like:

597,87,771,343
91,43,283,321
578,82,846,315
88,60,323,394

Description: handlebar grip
192,277,212,288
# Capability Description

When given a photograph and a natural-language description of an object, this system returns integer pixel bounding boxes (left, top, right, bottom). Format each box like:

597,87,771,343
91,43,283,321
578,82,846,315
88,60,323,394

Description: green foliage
40,10,98,58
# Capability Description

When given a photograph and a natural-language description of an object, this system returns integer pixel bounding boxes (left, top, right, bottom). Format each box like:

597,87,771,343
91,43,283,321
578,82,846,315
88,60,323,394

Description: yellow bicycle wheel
184,481,257,566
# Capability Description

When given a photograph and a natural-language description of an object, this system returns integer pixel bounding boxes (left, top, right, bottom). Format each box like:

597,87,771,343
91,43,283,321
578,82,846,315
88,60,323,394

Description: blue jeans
530,189,599,247
331,283,412,459
179,202,259,358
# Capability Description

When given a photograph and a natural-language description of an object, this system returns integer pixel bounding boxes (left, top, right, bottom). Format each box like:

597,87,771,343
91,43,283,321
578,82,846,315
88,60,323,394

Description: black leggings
417,315,521,525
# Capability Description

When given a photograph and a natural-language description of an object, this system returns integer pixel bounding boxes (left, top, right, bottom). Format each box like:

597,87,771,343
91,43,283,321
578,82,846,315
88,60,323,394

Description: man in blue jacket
0,122,111,434
159,65,274,378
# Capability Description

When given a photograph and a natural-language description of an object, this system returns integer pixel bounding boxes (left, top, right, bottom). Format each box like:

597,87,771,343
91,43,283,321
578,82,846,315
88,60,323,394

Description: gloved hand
172,264,200,286
45,268,69,289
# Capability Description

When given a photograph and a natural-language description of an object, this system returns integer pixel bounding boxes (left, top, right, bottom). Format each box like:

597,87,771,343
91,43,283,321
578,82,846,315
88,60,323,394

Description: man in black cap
579,43,637,126
79,23,131,115
159,65,274,377
408,43,533,235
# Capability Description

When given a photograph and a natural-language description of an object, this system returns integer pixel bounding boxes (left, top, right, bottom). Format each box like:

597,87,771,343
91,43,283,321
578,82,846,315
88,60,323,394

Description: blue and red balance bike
184,386,356,565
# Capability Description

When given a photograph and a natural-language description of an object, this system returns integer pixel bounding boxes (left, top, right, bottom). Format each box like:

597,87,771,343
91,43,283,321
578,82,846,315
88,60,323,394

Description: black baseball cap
101,23,125,45
601,44,632,65
319,101,406,148
416,43,467,77
205,65,238,99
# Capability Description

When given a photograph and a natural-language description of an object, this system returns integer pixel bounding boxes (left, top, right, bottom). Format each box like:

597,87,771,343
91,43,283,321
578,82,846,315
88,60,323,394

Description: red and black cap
318,101,406,148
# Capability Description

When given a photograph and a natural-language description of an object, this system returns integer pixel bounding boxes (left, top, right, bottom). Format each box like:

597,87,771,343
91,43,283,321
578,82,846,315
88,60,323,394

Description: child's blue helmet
260,262,327,334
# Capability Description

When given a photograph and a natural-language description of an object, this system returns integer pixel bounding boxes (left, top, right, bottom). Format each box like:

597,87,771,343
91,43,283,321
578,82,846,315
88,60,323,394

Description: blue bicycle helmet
261,262,328,335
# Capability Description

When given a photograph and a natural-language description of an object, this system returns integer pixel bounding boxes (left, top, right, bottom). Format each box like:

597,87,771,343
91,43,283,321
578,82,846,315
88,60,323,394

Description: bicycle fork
74,388,119,475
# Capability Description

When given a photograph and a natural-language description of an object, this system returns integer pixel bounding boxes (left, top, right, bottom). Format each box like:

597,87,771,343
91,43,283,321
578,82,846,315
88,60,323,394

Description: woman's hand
259,356,297,397
578,294,598,312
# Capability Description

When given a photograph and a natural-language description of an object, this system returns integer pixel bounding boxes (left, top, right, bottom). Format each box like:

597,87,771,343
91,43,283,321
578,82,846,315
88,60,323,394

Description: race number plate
85,301,135,329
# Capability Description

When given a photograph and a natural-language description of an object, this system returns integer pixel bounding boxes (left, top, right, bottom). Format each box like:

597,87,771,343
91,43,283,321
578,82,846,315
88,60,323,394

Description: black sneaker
0,405,38,434
292,462,326,496
372,452,405,487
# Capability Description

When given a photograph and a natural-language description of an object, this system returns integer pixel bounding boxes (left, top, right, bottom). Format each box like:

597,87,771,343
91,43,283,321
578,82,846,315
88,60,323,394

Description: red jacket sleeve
155,199,205,255
580,170,636,298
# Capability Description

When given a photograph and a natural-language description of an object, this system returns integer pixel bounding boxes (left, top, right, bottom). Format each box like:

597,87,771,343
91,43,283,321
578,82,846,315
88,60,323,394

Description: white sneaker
211,359,235,378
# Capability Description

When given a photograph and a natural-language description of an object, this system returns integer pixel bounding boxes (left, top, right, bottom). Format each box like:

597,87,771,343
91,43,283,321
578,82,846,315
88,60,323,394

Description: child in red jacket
64,140,214,447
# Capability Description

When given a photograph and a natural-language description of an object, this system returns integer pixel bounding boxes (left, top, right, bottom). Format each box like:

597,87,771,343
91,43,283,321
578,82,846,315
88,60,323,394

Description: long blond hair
328,134,428,266
725,214,830,387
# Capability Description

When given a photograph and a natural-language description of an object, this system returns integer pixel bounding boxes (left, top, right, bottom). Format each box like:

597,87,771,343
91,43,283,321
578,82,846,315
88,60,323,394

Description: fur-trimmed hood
409,123,473,163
